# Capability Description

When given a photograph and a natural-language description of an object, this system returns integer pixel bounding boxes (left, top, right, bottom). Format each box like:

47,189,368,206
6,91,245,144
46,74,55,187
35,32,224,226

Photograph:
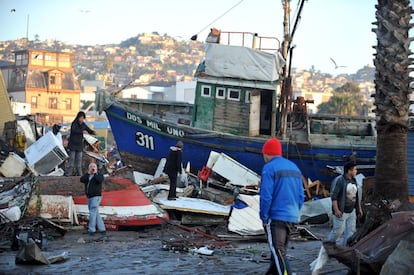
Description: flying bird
10,8,16,12
330,57,347,69
79,9,91,13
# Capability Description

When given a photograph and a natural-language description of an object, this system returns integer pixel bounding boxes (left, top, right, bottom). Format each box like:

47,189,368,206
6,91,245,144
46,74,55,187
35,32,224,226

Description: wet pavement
0,223,349,275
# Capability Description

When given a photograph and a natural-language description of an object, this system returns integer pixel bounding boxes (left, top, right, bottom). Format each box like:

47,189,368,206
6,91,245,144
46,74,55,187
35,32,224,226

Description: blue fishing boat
96,28,376,185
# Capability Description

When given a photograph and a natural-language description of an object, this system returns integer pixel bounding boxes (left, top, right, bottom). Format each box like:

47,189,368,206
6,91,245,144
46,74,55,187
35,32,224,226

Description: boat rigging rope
191,0,245,40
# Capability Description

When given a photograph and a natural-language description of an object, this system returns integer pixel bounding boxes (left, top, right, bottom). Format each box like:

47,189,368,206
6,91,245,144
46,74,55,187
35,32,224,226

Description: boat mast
277,0,306,138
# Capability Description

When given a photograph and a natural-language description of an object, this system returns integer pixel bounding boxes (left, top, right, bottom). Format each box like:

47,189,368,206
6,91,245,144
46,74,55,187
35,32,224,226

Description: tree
349,0,413,245
373,0,412,205
317,82,366,116
104,56,113,73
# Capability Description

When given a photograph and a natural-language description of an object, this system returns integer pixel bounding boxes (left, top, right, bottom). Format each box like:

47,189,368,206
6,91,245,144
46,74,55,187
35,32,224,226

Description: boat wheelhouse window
228,88,240,101
216,87,225,99
245,91,251,103
201,85,211,97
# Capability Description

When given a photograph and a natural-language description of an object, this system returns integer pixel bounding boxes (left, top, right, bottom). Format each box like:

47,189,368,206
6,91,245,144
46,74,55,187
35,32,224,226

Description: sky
0,0,412,76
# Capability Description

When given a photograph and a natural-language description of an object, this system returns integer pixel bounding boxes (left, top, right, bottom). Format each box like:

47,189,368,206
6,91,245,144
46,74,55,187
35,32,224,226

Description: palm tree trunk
348,0,413,246
373,0,412,202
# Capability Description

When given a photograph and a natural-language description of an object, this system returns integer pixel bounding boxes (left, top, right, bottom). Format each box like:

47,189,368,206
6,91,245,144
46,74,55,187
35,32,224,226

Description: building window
201,85,211,97
216,87,225,99
49,97,58,109
32,53,43,60
17,53,29,65
228,88,241,101
245,91,251,103
31,96,38,108
45,54,56,61
49,73,61,86
15,54,22,66
65,98,72,110
59,55,70,62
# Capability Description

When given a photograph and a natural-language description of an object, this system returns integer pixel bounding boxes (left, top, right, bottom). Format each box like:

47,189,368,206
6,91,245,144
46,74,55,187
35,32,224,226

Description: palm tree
372,0,412,205
347,0,413,246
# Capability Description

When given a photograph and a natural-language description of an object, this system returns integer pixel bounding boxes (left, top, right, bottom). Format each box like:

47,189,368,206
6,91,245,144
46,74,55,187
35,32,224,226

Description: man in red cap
260,138,304,275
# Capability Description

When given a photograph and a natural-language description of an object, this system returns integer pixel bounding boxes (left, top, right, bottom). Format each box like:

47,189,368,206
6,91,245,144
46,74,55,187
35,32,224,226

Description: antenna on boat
112,79,135,96
190,0,245,41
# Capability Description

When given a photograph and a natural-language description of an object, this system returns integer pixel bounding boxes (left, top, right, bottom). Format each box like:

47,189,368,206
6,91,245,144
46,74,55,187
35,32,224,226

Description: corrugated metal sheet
407,131,414,199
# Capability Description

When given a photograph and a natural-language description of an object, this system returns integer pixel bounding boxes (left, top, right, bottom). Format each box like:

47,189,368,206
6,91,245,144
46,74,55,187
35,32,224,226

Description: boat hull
72,177,168,230
105,103,376,184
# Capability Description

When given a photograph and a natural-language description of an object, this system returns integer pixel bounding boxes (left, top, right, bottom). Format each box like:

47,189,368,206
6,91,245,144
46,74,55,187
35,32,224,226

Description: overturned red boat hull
73,177,169,230
36,175,168,231
72,177,168,230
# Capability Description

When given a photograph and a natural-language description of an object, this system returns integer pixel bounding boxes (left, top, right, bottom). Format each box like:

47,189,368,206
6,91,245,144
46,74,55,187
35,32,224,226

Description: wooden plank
200,187,234,205
157,197,230,216
181,212,227,225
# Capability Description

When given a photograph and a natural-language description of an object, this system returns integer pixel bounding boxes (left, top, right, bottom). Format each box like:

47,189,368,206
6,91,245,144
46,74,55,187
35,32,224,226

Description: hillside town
0,33,376,124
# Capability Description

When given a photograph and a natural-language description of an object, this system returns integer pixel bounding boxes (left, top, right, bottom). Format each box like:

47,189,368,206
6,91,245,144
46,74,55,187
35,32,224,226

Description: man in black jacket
80,162,106,235
327,162,363,246
65,111,96,176
163,141,183,200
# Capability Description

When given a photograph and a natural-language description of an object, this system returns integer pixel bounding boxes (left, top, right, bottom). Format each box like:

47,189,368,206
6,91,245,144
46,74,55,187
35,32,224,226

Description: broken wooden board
200,187,234,205
157,197,230,216
26,195,78,224
181,212,227,225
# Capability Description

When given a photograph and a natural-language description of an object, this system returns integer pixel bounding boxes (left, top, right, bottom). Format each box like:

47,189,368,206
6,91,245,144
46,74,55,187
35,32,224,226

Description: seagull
330,57,347,69
10,8,16,12
79,9,91,13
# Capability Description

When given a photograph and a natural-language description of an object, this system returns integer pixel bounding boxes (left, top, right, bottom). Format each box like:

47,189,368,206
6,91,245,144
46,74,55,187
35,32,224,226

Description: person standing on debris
65,111,96,176
163,140,183,200
260,138,304,275
327,161,363,246
80,162,106,235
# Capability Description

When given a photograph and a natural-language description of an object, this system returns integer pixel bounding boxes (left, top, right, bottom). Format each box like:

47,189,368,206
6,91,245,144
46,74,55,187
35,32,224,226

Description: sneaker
82,230,95,235
167,197,176,200
98,231,106,235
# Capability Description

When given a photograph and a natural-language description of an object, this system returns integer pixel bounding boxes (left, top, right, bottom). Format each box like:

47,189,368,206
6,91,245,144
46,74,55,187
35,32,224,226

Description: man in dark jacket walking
80,162,106,235
163,141,183,200
327,161,363,246
65,111,96,176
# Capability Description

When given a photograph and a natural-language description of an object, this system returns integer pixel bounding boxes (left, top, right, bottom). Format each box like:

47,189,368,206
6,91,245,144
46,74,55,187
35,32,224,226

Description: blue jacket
259,156,304,224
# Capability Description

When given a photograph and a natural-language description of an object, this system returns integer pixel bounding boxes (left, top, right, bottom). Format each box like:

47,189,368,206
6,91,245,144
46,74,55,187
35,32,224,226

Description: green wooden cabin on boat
192,34,285,137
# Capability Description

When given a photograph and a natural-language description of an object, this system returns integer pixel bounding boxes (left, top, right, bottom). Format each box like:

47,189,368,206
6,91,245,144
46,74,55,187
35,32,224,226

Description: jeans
66,150,83,176
87,196,106,233
327,209,356,246
264,220,293,275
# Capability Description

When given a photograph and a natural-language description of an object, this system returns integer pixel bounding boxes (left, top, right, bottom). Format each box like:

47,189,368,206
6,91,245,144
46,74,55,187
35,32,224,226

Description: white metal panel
209,151,260,187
